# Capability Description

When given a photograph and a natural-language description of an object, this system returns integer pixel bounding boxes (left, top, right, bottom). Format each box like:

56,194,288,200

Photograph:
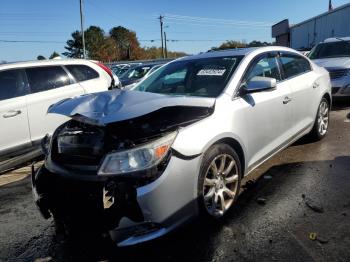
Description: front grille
327,69,349,80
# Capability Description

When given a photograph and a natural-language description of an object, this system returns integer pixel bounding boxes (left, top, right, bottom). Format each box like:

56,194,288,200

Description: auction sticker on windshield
197,69,226,76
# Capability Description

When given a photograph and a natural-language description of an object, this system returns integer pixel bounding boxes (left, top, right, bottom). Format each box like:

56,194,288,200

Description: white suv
0,59,114,171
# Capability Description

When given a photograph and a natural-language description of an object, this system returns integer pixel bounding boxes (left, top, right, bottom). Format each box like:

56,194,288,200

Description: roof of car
176,46,300,61
323,37,350,43
0,58,94,70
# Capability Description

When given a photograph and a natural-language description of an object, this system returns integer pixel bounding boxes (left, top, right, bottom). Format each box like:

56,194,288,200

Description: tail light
94,62,113,78
93,61,115,89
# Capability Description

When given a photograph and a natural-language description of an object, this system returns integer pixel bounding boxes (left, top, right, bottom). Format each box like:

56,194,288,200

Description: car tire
197,143,242,220
309,97,330,141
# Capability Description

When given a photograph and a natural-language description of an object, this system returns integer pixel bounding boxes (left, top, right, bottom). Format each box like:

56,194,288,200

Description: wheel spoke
204,178,216,187
211,193,218,210
223,160,235,175
323,107,328,116
218,155,226,173
204,188,215,201
219,192,226,212
210,161,218,175
225,174,238,184
224,187,236,198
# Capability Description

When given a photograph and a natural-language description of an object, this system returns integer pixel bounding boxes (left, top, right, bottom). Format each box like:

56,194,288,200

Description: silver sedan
32,46,331,246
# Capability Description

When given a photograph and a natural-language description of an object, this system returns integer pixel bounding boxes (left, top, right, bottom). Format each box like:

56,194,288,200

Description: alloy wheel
318,100,329,136
203,154,239,218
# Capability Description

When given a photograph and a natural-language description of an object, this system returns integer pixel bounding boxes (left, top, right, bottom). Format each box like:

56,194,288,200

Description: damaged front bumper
32,153,201,246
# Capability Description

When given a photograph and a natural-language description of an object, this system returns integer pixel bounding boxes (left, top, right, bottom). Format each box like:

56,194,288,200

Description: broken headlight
98,131,177,175
41,134,52,156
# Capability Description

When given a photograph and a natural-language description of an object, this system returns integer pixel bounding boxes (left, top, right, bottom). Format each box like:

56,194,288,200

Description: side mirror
242,76,277,94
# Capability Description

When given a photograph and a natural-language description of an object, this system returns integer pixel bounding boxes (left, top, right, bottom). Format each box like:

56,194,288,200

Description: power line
0,39,64,43
163,13,272,27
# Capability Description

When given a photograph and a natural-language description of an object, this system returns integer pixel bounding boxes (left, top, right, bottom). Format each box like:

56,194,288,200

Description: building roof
290,2,350,28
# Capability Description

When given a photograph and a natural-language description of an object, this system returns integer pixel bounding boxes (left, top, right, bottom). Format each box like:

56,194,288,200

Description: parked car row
110,61,166,89
0,59,116,171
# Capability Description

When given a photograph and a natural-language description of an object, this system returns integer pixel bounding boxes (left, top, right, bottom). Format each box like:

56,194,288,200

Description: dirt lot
1,101,349,262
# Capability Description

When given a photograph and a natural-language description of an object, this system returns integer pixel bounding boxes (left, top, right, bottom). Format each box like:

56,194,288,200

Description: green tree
211,40,273,51
63,30,83,58
37,55,46,60
49,51,60,59
109,26,142,60
85,26,105,59
247,40,271,47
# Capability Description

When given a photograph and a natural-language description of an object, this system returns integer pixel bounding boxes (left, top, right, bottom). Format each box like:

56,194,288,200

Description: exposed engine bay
32,90,215,243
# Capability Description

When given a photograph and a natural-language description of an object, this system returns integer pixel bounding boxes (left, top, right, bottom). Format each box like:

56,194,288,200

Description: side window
245,55,281,82
65,65,99,82
0,69,27,101
279,54,312,79
26,66,70,93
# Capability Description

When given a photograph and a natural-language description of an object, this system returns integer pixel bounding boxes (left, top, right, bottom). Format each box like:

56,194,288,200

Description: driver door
238,52,293,171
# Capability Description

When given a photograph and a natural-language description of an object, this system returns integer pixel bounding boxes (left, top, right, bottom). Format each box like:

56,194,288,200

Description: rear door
238,52,293,170
65,64,109,93
278,52,317,135
25,65,85,144
0,69,31,158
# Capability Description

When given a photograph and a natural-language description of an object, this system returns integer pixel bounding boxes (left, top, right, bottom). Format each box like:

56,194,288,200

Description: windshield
308,41,350,59
121,65,152,80
134,56,243,98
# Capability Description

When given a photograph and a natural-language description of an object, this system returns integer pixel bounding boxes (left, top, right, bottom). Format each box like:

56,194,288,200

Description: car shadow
42,156,350,262
331,97,350,111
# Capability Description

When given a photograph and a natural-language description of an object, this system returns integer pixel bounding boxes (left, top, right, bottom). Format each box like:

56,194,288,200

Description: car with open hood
32,46,331,246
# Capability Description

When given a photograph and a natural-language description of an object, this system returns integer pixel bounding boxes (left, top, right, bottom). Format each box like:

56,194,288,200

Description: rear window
65,65,99,82
0,69,27,101
279,54,311,79
134,56,243,98
26,66,70,93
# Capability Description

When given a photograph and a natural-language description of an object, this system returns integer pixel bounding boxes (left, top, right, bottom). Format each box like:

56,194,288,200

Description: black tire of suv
197,143,242,220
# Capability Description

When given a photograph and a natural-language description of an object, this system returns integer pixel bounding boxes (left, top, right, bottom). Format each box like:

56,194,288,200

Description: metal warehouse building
272,2,350,50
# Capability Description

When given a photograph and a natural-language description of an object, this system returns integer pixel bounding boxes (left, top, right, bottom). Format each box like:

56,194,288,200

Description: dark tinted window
26,66,70,93
308,41,350,59
245,55,281,82
0,70,27,101
134,56,243,98
280,54,311,79
65,65,99,82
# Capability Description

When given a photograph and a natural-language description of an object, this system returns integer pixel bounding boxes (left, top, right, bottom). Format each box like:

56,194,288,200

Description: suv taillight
94,62,113,78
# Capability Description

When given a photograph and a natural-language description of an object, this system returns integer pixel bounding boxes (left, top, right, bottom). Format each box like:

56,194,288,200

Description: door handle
3,110,21,118
283,96,292,104
313,82,320,89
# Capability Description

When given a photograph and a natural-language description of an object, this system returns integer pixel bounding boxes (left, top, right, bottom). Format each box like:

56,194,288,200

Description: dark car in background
119,63,164,88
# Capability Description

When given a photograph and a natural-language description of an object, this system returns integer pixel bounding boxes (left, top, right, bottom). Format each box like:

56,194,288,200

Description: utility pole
159,15,165,58
79,0,86,58
164,31,168,58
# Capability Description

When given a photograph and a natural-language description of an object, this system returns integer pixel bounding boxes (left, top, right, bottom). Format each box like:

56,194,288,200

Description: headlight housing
41,134,52,156
98,131,177,176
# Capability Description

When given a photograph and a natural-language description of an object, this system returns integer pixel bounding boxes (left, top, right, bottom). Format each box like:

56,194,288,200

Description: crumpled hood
312,57,350,69
48,89,215,126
